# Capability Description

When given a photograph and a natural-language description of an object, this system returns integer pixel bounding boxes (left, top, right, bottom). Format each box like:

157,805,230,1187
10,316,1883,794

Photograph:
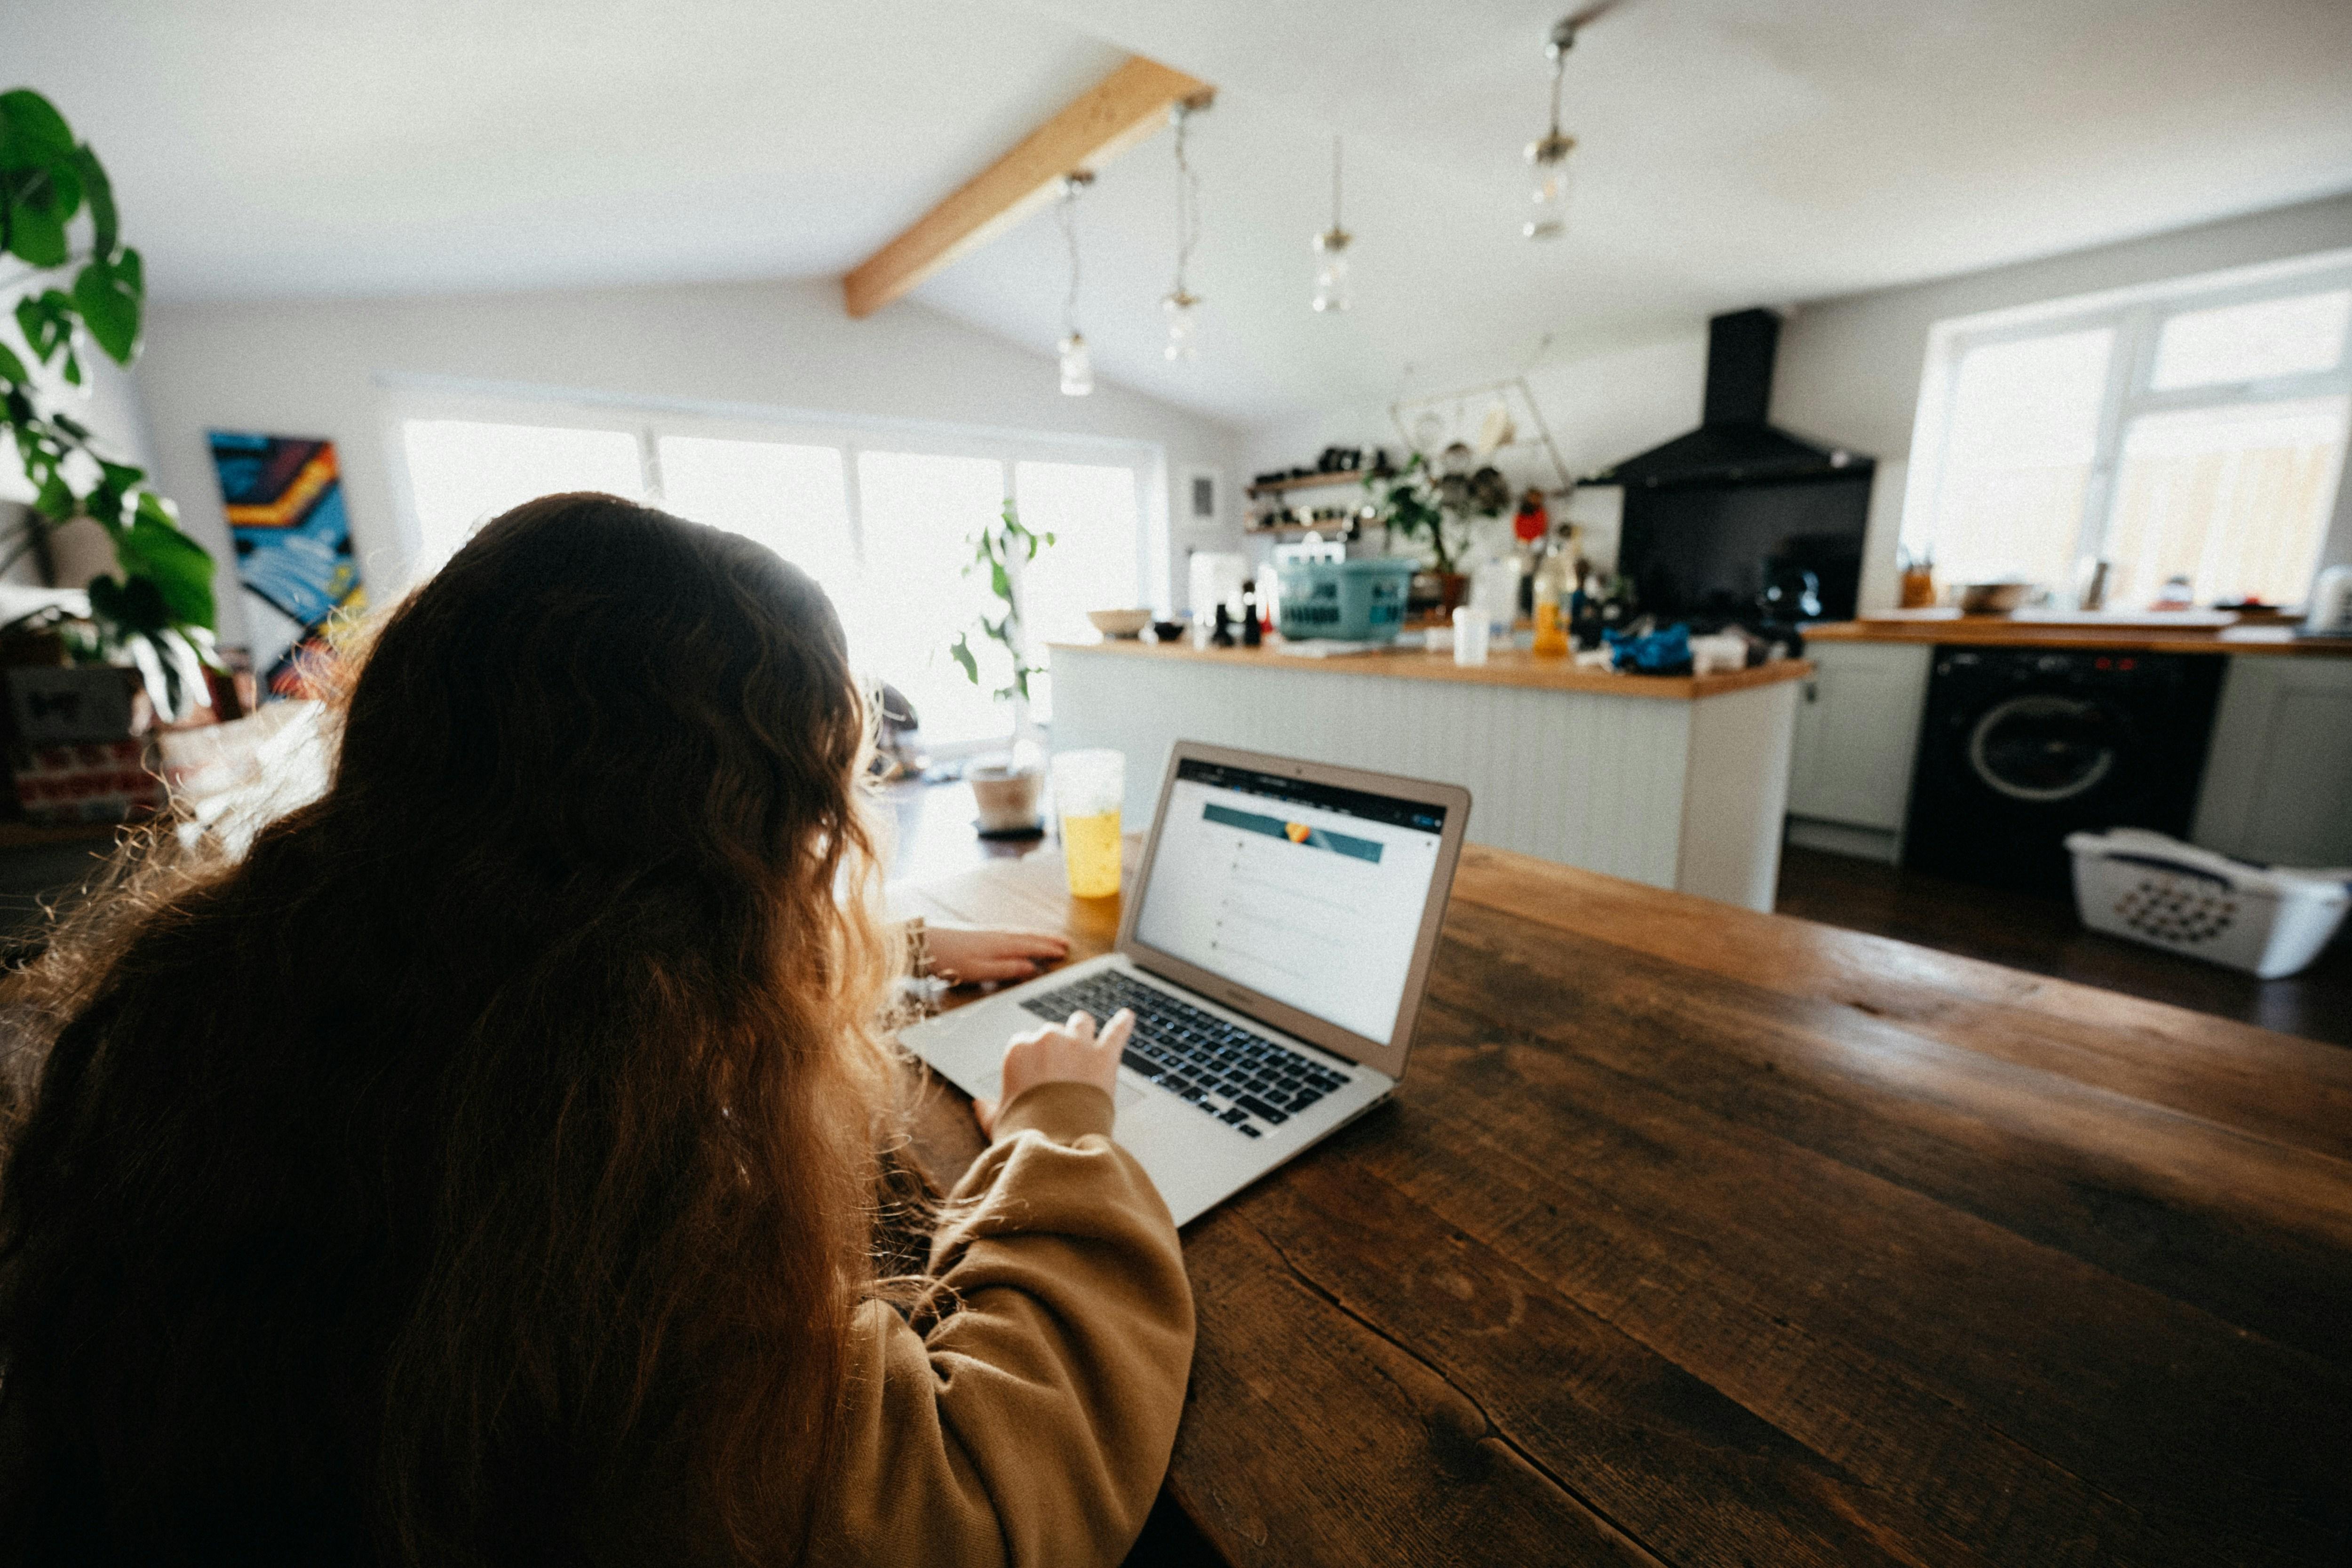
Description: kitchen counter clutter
1809,609,2352,656
1047,638,1810,912
1052,633,1812,699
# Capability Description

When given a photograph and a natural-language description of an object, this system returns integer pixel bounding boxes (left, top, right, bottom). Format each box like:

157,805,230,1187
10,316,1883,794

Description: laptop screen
1131,756,1451,1047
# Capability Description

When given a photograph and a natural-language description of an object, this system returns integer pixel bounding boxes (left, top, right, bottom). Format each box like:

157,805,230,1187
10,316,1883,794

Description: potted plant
948,498,1054,836
0,88,221,722
1364,453,1508,618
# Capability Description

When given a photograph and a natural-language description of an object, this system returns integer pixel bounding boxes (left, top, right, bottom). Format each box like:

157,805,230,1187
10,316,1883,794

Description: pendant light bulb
1524,132,1574,240
1311,233,1351,313
1162,290,1201,361
1058,332,1094,396
1053,171,1095,397
1163,94,1211,363
1311,135,1352,313
1524,16,1578,240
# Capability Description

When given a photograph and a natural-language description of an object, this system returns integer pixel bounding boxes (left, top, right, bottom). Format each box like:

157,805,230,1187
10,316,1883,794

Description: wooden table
895,843,2352,1567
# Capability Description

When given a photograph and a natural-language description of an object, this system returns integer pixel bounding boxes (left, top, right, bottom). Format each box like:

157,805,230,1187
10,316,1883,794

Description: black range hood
1588,308,1867,489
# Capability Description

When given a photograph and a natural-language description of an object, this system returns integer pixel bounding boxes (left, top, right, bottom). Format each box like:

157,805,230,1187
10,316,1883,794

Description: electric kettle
2304,565,2352,638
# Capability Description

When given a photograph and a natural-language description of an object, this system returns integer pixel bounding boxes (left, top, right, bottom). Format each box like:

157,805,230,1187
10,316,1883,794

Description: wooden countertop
1811,609,2352,656
897,843,2352,1567
1049,637,1813,700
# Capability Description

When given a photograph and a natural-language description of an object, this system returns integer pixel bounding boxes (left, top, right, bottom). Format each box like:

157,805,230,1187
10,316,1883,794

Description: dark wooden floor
1774,844,2352,1049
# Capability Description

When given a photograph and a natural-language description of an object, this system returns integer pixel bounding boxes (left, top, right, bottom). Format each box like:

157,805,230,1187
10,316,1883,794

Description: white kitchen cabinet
1784,640,1933,862
2192,655,2352,867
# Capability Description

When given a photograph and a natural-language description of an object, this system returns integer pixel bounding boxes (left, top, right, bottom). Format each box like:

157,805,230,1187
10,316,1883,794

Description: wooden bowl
1958,582,2030,615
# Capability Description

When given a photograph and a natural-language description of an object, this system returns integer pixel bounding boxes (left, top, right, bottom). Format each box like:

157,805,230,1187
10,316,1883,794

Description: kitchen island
1046,638,1811,912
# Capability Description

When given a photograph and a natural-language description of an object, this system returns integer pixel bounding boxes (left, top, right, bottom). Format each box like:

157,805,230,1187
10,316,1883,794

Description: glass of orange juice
1051,748,1124,899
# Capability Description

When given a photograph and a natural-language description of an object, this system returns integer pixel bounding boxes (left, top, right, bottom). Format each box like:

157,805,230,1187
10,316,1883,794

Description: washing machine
1902,646,2224,898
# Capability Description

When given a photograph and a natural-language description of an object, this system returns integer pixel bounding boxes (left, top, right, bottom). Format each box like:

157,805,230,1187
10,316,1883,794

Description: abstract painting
207,431,367,698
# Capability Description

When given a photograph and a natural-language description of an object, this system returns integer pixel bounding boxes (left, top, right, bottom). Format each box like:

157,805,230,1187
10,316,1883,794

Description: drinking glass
1051,748,1125,899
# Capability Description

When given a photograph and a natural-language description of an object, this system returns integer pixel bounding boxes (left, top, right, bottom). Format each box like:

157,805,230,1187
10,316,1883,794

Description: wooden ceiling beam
843,55,1212,319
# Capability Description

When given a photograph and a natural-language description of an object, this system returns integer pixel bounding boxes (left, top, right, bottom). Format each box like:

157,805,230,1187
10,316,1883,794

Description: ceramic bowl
1087,608,1154,639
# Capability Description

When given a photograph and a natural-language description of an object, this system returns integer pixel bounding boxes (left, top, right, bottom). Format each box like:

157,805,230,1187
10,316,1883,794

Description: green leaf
71,144,116,259
0,342,24,385
988,556,1011,605
0,91,77,166
15,291,74,367
112,506,217,630
72,255,140,364
31,470,72,523
948,632,977,685
4,186,68,268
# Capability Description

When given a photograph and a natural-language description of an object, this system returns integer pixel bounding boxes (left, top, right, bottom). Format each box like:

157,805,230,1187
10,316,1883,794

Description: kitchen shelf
1243,521,1363,538
1245,470,1378,498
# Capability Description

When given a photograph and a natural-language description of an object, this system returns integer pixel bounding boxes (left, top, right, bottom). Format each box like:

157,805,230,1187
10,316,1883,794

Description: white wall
1241,330,1710,573
133,277,1247,647
1245,192,2352,610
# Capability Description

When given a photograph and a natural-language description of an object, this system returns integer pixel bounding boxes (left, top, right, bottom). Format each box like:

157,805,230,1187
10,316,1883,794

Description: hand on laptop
974,1008,1135,1139
927,925,1071,985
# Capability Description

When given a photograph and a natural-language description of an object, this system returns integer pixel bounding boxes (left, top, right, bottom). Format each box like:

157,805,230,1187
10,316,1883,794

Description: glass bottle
1531,550,1573,656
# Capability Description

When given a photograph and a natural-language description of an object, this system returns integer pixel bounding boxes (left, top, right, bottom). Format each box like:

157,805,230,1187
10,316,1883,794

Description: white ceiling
15,0,2352,431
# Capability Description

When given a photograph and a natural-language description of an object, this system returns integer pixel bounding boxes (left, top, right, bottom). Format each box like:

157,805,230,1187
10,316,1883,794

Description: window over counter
389,399,1158,751
1904,252,2352,611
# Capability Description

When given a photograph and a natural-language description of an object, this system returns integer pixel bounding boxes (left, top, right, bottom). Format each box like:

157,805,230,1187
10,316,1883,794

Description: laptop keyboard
1020,970,1351,1138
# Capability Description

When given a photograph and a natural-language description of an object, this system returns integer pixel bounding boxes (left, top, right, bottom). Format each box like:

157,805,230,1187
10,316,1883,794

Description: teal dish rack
1273,558,1417,642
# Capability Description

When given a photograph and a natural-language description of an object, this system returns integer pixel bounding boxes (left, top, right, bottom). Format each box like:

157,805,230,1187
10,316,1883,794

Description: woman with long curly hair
0,493,1191,1565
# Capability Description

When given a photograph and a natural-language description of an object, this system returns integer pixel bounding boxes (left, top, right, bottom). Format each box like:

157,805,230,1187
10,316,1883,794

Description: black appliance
1590,308,1873,633
1903,647,2224,898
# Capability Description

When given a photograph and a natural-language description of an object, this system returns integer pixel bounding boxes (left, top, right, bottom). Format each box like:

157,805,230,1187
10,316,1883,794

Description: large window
393,405,1153,750
1906,255,2352,610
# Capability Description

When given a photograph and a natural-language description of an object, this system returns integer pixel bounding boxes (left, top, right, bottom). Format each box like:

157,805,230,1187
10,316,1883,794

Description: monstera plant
0,87,218,718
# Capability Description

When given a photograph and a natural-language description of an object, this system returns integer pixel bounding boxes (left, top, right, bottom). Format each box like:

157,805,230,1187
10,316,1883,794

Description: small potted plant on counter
1365,451,1508,619
947,498,1054,837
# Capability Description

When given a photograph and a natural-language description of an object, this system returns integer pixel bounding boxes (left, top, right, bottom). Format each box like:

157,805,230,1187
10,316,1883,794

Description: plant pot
968,762,1043,837
1408,571,1470,617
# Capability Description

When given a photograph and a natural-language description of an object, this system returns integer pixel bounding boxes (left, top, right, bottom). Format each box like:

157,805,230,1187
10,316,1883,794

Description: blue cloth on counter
1604,623,1693,675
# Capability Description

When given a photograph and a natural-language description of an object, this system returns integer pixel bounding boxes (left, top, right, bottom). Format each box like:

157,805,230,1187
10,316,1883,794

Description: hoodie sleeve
809,1082,1195,1568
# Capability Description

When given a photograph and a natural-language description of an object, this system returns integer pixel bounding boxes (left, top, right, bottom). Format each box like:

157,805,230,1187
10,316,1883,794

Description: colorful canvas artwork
207,432,366,698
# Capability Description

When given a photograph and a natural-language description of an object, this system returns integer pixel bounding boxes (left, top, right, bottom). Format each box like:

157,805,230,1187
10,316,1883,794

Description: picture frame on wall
1183,467,1221,533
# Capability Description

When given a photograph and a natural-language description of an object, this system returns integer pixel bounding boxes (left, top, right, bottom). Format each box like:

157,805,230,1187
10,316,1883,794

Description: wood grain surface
895,843,2352,1567
1808,615,2352,658
1047,639,1814,701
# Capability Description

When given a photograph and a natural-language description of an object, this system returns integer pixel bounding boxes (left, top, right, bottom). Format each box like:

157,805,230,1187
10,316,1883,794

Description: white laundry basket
2066,829,2351,979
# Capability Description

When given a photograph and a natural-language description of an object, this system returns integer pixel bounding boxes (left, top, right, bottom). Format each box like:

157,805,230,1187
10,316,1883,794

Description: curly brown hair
0,493,908,1564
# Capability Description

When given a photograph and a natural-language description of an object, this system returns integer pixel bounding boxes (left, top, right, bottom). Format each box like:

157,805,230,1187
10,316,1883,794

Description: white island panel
1050,650,1723,894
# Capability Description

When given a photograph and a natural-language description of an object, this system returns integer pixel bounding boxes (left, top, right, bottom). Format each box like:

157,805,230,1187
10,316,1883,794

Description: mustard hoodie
809,1082,1195,1568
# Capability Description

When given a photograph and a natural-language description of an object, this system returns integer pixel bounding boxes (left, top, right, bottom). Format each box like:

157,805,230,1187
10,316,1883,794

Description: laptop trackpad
969,1066,1146,1114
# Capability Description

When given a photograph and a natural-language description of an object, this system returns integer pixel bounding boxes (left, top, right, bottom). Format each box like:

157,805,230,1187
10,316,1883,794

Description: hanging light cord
1057,178,1082,337
1171,108,1202,297
1547,47,1567,139
1330,135,1344,231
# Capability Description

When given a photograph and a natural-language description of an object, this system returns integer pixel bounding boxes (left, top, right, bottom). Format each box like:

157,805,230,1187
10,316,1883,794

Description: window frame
374,376,1167,755
1903,248,2352,608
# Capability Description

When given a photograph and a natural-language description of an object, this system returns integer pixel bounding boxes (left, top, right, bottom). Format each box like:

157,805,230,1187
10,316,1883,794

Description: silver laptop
902,741,1471,1226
